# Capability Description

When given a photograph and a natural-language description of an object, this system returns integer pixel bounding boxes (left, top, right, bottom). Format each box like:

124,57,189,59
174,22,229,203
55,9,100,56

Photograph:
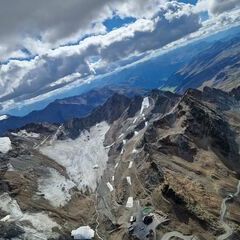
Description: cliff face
0,87,240,240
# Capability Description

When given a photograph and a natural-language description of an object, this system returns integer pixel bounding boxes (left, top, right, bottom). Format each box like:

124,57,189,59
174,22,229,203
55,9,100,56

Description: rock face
0,86,240,240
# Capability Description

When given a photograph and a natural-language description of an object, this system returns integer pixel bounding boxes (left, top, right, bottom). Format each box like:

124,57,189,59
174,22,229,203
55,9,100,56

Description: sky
0,0,240,116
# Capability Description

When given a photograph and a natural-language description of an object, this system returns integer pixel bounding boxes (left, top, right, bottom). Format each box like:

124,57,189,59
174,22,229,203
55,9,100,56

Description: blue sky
0,0,240,116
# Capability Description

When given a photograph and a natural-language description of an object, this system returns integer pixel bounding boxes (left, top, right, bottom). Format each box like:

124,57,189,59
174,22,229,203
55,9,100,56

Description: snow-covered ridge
40,121,110,191
0,137,12,154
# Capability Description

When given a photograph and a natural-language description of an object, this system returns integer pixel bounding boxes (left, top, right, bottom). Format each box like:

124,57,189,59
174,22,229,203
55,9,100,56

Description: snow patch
7,163,14,171
128,161,133,169
0,115,8,121
126,197,134,208
140,97,150,115
107,182,114,192
134,131,139,136
114,162,119,169
112,176,115,182
145,121,148,127
0,193,22,220
126,176,132,185
132,148,138,154
38,168,76,208
40,122,110,191
21,212,60,237
0,215,10,222
0,193,59,239
0,137,12,154
71,226,94,239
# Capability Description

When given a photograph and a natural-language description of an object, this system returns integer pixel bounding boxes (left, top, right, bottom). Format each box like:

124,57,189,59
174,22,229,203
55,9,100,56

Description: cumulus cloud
0,0,171,60
0,1,201,106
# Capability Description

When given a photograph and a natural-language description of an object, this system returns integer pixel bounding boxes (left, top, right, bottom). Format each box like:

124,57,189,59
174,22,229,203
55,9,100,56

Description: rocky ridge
0,86,240,239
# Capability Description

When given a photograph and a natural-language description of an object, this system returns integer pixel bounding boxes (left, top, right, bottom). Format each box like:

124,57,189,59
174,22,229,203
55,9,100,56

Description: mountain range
0,86,240,239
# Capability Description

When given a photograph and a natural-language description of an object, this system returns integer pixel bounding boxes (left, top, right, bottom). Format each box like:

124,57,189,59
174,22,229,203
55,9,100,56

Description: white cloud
0,0,169,60
195,0,240,15
0,1,201,108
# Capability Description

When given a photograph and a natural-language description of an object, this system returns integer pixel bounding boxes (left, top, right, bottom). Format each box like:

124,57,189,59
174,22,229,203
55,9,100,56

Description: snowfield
40,122,110,191
0,137,12,153
38,168,76,207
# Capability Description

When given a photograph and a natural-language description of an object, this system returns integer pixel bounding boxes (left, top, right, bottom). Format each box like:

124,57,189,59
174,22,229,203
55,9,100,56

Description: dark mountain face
64,93,132,139
0,87,146,136
0,86,240,240
164,37,240,93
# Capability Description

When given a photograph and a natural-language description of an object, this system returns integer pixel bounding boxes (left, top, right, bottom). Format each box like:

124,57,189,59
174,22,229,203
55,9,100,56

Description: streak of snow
118,133,124,139
0,215,10,222
120,148,124,155
140,97,150,115
38,168,76,208
145,121,148,127
105,142,115,149
123,139,127,145
126,197,134,208
0,137,12,154
112,176,115,182
0,115,8,121
34,135,51,149
114,162,119,169
133,117,138,124
126,176,132,185
71,226,95,240
128,161,133,169
49,125,63,145
107,182,114,192
40,122,110,191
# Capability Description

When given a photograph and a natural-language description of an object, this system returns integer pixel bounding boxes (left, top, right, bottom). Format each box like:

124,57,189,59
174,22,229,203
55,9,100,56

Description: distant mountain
0,87,146,135
164,37,240,93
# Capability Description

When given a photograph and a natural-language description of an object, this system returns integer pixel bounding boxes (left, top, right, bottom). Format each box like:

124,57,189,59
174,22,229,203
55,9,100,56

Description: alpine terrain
0,86,240,240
